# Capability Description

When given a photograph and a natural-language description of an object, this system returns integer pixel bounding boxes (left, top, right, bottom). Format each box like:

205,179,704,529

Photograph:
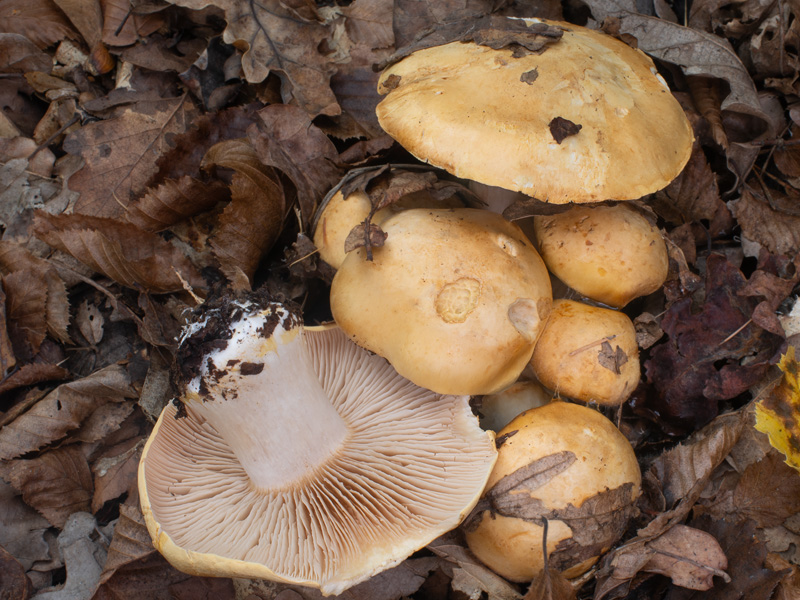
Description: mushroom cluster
138,293,496,595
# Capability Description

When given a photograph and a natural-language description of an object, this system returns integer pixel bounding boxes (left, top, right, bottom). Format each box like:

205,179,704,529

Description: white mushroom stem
182,303,348,490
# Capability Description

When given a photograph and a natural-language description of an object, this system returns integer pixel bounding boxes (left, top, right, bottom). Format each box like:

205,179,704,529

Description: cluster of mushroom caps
138,16,693,596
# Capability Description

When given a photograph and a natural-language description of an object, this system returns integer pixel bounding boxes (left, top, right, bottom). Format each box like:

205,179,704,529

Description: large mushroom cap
376,18,693,203
139,297,496,595
330,208,553,395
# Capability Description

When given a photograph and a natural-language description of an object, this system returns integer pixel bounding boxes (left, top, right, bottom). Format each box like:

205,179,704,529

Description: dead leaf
101,0,164,46
598,341,628,375
0,364,136,460
0,545,33,600
0,363,69,398
73,402,135,445
40,511,106,600
65,95,198,218
343,221,387,259
644,253,782,431
730,189,800,256
1,445,93,528
91,436,144,512
524,568,576,600
0,33,52,73
249,104,343,225
76,299,104,346
52,0,103,47
202,139,286,284
3,270,47,363
0,0,78,50
755,347,800,472
428,533,523,600
644,524,729,590
124,176,229,232
164,0,338,117
33,211,206,294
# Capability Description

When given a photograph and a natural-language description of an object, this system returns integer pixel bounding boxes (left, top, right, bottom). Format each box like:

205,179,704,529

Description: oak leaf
163,0,339,117
33,211,205,294
64,95,198,218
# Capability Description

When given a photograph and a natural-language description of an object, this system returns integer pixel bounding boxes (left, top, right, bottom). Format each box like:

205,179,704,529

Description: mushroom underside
140,326,496,594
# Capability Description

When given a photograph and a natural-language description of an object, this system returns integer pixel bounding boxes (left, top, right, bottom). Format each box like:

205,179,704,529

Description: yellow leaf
755,346,800,473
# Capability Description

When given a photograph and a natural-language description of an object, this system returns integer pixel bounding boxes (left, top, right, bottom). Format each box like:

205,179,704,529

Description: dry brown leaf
730,189,800,255
0,363,69,397
97,500,157,581
0,445,93,528
52,0,103,46
0,282,16,378
164,0,338,116
524,569,577,600
33,211,205,294
0,0,78,49
428,533,523,600
72,401,135,444
644,525,729,590
687,75,728,149
124,176,229,232
101,0,164,46
91,436,143,512
76,299,104,346
0,33,52,73
64,95,198,218
249,104,343,225
3,270,48,362
0,364,136,460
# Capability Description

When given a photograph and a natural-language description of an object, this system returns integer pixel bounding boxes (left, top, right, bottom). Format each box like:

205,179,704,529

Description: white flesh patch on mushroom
141,304,496,594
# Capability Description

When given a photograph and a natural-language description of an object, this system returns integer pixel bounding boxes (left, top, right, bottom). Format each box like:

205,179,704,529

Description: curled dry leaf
65,95,198,218
249,104,343,226
0,364,136,460
124,175,229,232
643,524,729,590
730,189,800,256
163,0,338,117
202,139,286,284
0,444,93,528
33,211,205,294
755,347,800,472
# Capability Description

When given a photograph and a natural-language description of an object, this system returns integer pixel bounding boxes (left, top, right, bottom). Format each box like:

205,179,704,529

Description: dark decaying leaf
163,0,338,117
33,212,206,294
124,176,229,232
0,33,52,74
0,282,15,378
549,117,582,144
0,445,93,528
343,221,388,259
644,253,783,431
0,545,33,600
3,270,48,363
65,95,198,218
0,364,136,460
0,363,70,398
249,104,343,226
91,436,144,513
101,0,164,47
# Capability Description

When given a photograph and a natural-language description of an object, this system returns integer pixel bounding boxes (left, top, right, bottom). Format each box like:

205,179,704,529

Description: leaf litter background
2,0,800,598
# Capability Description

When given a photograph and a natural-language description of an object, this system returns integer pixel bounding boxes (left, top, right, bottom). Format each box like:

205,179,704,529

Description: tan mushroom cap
139,300,496,595
533,203,669,308
530,299,640,406
464,402,641,581
376,18,693,203
330,208,553,395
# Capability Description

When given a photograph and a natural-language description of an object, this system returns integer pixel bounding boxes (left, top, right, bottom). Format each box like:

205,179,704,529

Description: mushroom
329,207,553,395
376,18,693,204
463,402,641,581
529,299,640,406
138,294,497,595
533,203,669,308
478,378,552,432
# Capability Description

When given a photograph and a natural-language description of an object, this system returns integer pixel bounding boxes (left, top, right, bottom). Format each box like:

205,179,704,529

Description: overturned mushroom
138,294,497,595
